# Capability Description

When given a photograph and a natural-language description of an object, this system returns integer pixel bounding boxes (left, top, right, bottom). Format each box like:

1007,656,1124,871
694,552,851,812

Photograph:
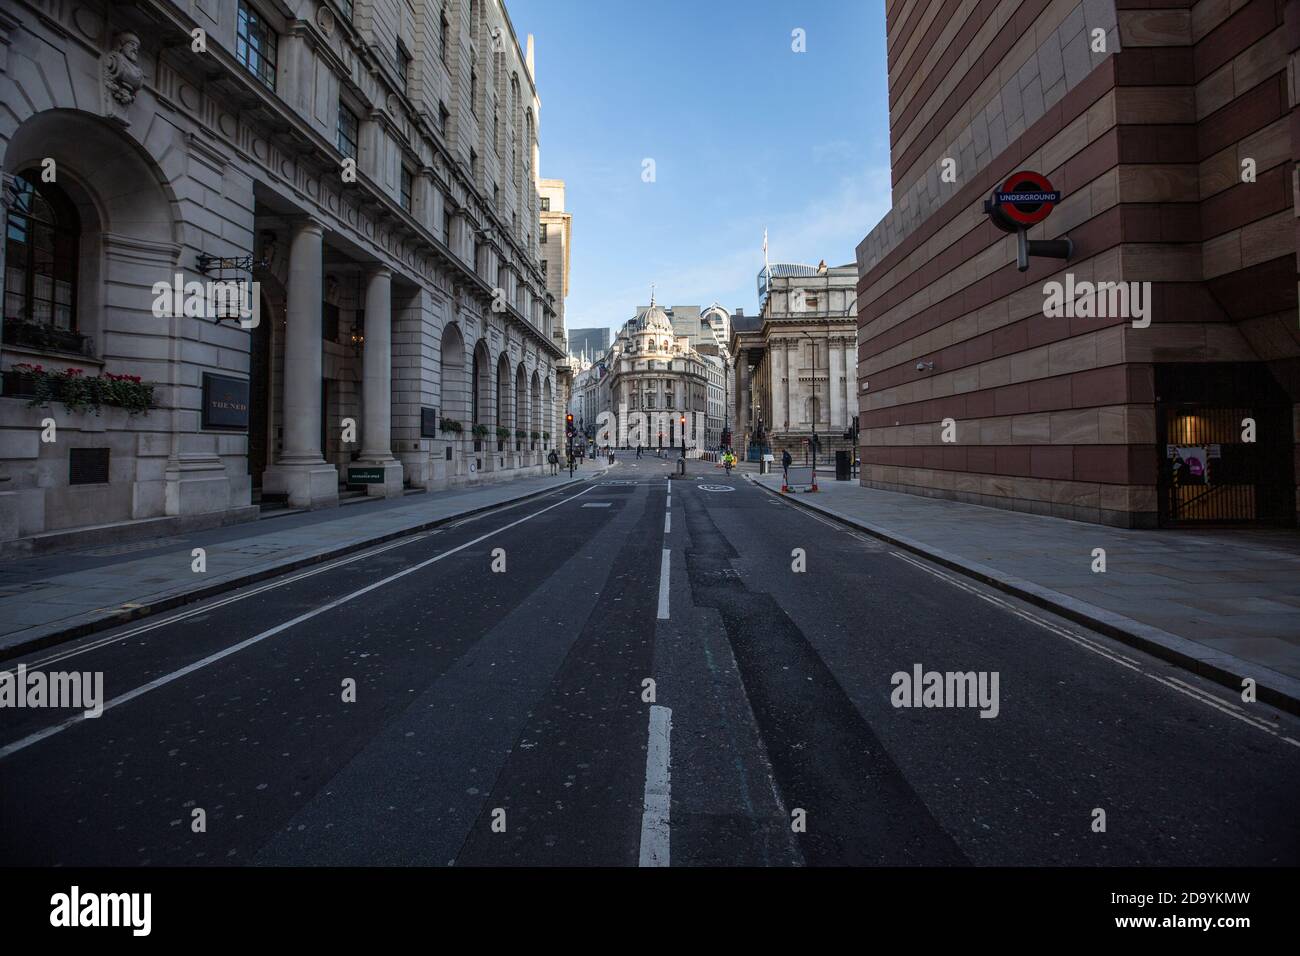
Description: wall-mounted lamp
915,361,934,372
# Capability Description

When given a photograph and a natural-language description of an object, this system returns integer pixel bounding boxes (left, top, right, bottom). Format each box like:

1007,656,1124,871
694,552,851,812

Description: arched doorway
248,288,274,487
530,371,541,456
496,353,513,455
472,341,492,429
440,323,467,473
515,362,527,452
543,379,553,450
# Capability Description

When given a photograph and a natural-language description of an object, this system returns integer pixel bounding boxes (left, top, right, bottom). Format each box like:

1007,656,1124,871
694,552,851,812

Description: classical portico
357,267,403,497
262,219,338,508
729,262,859,463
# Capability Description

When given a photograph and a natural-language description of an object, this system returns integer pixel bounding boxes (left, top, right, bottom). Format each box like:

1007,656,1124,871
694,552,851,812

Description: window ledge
2,342,103,369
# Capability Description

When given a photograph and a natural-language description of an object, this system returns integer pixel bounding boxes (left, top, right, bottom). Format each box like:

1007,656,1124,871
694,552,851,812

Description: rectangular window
397,46,411,94
540,197,550,212
400,167,413,211
443,209,453,244
438,102,449,135
337,103,359,160
541,260,548,275
469,149,478,183
336,0,354,19
236,1,278,92
493,96,500,152
539,223,548,244
440,11,450,65
470,62,478,115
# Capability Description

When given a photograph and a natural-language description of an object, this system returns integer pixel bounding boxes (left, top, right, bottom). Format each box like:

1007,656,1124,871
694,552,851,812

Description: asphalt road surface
2,452,1297,866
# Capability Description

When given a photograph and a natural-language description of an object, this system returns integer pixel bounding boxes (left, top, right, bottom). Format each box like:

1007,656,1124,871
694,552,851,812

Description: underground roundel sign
988,170,1060,231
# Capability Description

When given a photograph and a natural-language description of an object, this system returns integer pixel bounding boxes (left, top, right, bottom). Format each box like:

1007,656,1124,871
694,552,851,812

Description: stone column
358,266,403,496
263,218,338,507
773,340,789,431
736,355,752,453
829,334,843,431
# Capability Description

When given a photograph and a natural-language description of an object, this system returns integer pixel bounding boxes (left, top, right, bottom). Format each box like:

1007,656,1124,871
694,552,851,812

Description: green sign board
347,467,384,484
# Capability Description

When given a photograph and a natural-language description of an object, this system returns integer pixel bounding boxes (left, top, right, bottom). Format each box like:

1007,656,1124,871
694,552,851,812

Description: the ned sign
347,467,384,484
202,373,249,429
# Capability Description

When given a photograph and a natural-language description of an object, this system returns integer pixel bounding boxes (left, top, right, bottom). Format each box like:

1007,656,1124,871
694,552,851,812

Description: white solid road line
657,549,671,620
638,704,672,867
0,483,598,761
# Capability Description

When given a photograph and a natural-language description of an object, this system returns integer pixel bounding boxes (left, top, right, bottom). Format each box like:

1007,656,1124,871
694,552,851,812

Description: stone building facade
731,262,858,463
0,0,566,553
855,0,1300,528
538,176,571,438
570,302,726,453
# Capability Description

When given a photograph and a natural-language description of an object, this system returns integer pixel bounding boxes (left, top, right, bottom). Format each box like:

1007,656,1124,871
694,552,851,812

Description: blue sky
507,0,891,331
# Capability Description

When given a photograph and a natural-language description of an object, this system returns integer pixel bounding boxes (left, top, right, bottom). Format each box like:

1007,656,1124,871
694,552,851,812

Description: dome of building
641,303,674,334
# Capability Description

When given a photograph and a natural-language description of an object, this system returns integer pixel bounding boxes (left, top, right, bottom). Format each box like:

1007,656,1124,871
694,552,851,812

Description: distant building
731,261,858,464
567,327,610,360
574,298,729,452
540,179,572,441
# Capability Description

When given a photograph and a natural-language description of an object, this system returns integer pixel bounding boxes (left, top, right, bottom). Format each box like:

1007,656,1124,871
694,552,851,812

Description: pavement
0,464,608,661
1,451,1297,866
753,473,1300,712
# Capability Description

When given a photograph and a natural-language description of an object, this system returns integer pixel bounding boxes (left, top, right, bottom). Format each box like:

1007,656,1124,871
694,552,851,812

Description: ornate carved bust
104,31,144,105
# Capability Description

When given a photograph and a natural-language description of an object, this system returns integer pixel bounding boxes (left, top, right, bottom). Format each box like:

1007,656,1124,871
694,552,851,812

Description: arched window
4,169,79,333
524,110,533,180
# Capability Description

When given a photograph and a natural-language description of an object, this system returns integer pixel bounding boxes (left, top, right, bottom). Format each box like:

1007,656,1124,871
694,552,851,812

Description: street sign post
983,169,1072,272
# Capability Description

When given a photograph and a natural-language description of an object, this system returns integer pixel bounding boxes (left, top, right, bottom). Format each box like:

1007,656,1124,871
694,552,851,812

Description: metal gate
1155,364,1295,527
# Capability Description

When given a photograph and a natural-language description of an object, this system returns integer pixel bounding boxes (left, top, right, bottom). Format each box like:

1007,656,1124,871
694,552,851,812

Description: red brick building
855,0,1300,527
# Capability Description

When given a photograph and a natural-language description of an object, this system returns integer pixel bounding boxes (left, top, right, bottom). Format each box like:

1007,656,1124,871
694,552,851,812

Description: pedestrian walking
782,448,792,483
548,449,559,475
636,444,642,459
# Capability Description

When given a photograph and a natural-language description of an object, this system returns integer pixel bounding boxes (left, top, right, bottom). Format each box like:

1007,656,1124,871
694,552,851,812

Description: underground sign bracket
984,169,1073,273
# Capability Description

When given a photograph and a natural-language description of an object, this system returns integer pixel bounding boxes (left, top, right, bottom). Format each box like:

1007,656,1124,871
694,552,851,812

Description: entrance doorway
1155,363,1295,526
247,292,271,488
